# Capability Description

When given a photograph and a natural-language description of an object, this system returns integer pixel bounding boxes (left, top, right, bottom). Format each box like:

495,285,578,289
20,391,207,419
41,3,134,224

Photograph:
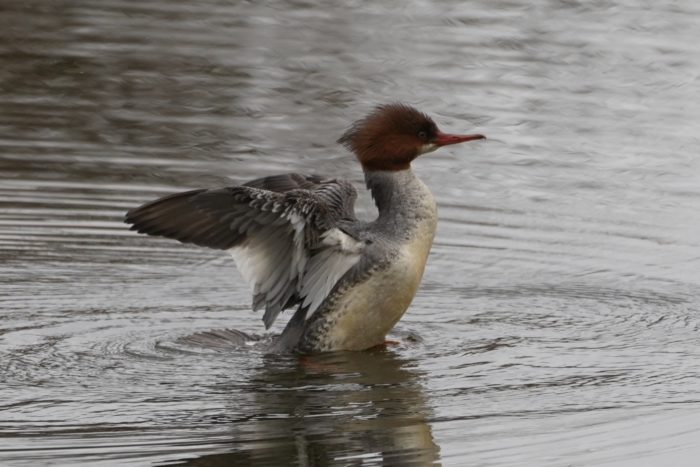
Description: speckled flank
297,169,438,352
316,233,435,351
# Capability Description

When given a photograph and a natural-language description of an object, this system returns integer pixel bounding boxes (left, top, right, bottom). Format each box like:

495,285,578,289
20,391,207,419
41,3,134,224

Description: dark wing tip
124,189,242,250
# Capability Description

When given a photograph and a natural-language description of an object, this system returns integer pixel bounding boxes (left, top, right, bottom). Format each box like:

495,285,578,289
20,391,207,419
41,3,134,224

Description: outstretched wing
125,174,363,328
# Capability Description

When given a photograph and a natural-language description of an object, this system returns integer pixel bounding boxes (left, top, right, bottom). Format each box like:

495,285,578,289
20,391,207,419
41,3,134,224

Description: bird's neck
364,168,437,230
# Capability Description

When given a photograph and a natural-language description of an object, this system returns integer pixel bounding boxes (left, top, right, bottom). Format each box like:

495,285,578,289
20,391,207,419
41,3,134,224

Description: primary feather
125,174,363,328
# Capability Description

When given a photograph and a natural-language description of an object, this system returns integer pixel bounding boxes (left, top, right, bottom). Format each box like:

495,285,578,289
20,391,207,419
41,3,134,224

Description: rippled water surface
2,1,700,465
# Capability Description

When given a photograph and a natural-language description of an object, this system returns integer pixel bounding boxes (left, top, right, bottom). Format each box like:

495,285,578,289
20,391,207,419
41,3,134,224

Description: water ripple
3,0,700,465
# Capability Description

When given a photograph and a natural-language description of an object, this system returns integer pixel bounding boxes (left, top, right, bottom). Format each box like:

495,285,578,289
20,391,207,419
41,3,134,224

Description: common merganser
125,104,485,353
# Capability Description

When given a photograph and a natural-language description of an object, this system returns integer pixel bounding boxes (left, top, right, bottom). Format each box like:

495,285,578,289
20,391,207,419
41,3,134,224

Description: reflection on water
162,349,439,466
2,0,700,465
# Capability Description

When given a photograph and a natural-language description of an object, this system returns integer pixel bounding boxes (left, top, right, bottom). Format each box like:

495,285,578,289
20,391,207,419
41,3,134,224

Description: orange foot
369,339,401,350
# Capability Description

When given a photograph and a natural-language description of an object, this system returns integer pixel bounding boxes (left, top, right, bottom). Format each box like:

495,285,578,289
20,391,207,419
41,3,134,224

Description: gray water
2,1,700,465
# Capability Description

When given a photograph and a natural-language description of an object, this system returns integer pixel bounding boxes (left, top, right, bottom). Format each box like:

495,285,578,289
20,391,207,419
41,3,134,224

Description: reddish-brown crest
337,104,438,171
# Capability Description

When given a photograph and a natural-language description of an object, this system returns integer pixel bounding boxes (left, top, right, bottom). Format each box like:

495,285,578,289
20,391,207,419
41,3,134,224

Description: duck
125,103,485,353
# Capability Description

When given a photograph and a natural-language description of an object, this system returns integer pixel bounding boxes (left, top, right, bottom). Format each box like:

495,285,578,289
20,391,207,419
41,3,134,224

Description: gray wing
125,174,364,328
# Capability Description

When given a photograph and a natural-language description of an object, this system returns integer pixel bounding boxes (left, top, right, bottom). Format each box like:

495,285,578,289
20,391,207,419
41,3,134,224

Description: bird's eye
418,131,427,140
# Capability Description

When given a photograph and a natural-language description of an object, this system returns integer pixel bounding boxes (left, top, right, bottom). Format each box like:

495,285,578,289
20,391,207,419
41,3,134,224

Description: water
2,0,700,465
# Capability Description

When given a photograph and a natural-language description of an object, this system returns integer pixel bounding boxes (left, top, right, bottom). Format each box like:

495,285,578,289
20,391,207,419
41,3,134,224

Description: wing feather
125,173,363,329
